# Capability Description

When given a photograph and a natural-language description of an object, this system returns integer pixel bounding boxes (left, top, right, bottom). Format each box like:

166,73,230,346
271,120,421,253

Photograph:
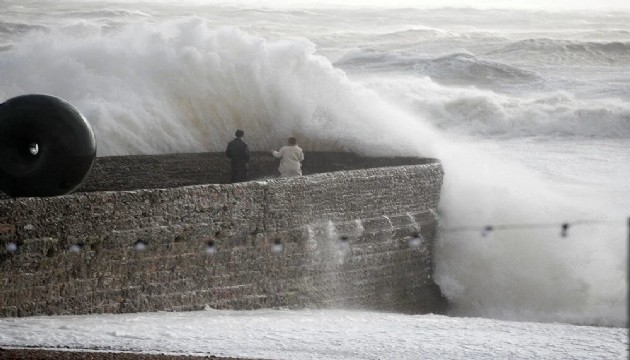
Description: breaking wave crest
364,76,630,138
0,17,439,157
65,9,153,18
0,21,49,35
488,38,630,65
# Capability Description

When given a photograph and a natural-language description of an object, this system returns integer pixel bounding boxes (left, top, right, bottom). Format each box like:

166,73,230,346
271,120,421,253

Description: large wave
487,38,630,66
361,75,630,138
0,21,49,36
0,16,626,327
0,17,440,156
336,51,546,89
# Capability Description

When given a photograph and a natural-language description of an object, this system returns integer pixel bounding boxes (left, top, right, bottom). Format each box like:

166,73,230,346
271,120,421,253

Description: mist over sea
1,1,628,327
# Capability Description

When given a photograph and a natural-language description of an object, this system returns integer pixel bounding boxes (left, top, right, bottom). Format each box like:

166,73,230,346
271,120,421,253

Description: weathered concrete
0,152,446,317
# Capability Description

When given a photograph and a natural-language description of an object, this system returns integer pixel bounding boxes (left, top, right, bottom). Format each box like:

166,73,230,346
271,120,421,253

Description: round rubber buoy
0,94,97,197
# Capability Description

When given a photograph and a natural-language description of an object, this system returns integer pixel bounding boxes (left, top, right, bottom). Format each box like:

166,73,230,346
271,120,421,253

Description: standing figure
271,137,304,177
225,129,250,183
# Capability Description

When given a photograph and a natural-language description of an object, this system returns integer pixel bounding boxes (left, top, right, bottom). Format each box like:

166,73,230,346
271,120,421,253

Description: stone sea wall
0,152,446,317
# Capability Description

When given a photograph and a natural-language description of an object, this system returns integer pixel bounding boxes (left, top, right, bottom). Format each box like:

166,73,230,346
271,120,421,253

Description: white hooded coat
272,145,304,177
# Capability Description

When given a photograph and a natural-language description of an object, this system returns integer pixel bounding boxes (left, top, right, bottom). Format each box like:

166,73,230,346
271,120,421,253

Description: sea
0,0,628,353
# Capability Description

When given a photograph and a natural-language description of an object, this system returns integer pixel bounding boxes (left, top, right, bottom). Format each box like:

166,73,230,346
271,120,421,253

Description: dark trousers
230,161,249,183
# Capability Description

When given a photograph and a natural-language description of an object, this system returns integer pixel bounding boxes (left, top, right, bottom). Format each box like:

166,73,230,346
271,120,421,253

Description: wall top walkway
76,151,438,193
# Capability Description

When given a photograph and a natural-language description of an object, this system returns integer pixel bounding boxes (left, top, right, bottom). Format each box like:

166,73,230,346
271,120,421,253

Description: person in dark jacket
225,129,250,183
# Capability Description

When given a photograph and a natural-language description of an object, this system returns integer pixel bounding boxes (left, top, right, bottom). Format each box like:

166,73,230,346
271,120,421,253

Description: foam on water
362,76,630,137
0,3,627,327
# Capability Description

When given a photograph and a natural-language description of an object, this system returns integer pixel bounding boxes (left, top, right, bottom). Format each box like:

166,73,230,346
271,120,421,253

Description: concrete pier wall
0,152,446,317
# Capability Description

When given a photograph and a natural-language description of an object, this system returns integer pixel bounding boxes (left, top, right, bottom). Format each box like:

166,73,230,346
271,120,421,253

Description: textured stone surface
77,152,434,191
0,152,445,317
0,349,245,360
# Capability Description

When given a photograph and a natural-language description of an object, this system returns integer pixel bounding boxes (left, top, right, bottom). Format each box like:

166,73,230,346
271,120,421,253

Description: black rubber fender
0,94,96,197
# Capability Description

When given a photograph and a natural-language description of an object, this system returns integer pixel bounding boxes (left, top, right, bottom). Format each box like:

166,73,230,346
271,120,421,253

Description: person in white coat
271,137,304,177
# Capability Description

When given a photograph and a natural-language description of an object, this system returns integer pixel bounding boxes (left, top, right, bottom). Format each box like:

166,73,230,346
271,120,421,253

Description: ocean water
0,1,628,328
